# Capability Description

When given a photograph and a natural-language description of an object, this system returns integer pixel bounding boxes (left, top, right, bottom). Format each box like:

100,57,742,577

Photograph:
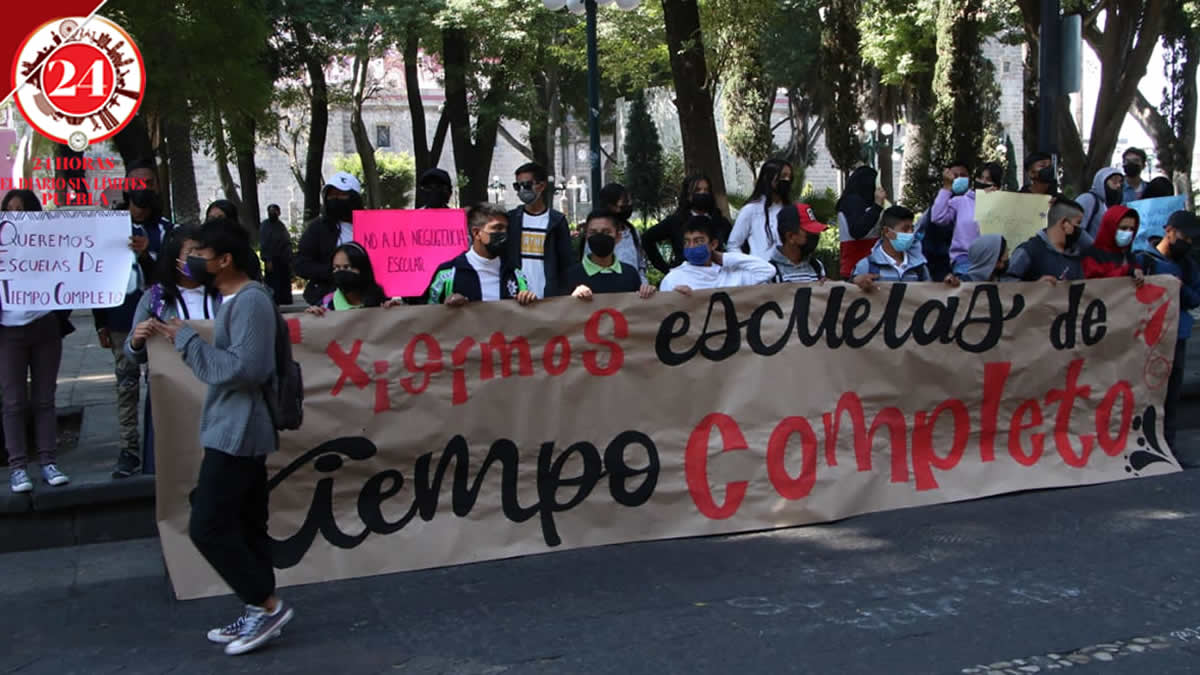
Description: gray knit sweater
173,282,278,457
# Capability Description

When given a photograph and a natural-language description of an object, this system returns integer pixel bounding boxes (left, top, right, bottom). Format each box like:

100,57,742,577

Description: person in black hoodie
427,204,536,306
505,162,572,298
836,166,887,279
295,172,363,306
642,173,733,273
97,158,173,478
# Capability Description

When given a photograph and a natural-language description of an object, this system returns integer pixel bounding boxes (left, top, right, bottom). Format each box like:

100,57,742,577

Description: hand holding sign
975,191,1052,243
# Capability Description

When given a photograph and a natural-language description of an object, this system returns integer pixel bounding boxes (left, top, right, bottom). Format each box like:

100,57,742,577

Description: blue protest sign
1130,195,1187,253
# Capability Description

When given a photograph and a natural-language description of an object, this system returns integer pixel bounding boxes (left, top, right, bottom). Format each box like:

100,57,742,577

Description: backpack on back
254,286,304,431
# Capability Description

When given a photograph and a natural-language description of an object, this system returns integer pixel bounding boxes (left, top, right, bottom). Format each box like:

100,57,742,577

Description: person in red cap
769,202,829,283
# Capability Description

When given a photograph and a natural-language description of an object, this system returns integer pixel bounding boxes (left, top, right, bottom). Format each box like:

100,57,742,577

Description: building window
1003,61,1011,73
376,125,391,148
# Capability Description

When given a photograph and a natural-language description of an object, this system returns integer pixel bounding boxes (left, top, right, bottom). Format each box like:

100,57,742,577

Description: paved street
6,468,1200,674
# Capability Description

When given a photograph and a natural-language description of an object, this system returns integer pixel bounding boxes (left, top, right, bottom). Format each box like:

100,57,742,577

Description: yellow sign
976,191,1052,244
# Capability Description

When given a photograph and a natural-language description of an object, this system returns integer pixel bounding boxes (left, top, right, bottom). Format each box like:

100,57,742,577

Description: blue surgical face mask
683,243,711,265
1114,230,1134,248
951,176,970,196
892,232,916,253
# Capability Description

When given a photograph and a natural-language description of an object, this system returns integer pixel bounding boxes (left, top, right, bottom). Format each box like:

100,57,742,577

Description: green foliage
819,0,865,173
859,0,938,86
799,184,839,225
723,49,775,173
623,93,665,221
334,151,416,208
658,152,687,215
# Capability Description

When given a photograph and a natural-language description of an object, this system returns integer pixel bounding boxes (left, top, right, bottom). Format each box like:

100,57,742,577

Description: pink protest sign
354,209,470,297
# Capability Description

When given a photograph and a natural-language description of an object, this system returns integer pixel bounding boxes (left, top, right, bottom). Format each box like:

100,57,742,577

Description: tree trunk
405,32,451,176
164,113,200,224
443,27,510,204
295,22,328,220
351,38,382,209
211,111,242,212
112,114,156,166
661,0,729,215
1017,0,1040,160
233,114,261,241
531,65,558,177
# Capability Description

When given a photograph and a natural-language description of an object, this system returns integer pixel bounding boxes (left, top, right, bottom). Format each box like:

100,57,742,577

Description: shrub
334,151,416,208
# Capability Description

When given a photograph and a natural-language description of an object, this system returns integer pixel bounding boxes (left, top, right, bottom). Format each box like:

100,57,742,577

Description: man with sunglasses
505,163,572,298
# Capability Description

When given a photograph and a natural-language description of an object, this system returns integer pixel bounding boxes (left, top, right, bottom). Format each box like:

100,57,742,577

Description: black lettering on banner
269,431,662,567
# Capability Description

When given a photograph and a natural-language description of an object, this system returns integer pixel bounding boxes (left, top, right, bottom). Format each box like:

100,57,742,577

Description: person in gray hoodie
1006,198,1088,282
1077,167,1126,238
768,202,828,283
149,218,294,656
959,234,1009,282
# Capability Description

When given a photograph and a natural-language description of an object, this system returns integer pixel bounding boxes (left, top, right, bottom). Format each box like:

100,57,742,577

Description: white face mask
1114,230,1134,248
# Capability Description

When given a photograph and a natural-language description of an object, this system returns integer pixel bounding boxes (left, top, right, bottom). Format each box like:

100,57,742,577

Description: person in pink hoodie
930,162,1004,278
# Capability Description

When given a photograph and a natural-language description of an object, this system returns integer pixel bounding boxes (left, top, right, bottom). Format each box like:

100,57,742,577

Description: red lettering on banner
912,400,969,490
979,361,1011,462
373,361,391,413
286,318,302,344
1096,381,1134,456
583,309,627,376
821,392,907,481
451,337,477,406
327,340,368,396
685,413,749,520
480,333,535,380
1009,399,1045,466
543,336,571,375
766,417,819,499
400,334,443,395
1045,359,1096,467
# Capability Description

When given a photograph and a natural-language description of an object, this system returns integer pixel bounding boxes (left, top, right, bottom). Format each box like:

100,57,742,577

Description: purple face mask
178,259,195,280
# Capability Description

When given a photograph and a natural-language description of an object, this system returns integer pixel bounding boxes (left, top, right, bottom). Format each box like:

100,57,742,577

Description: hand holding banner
976,191,1052,243
0,210,133,310
355,209,470,298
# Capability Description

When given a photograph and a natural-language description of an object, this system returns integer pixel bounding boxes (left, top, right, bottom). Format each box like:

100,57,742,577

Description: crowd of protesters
2,145,1198,657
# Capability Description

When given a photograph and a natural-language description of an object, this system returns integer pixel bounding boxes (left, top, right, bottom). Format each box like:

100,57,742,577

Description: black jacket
558,261,642,296
295,216,346,306
504,206,572,297
425,252,530,303
642,211,734,274
259,218,293,262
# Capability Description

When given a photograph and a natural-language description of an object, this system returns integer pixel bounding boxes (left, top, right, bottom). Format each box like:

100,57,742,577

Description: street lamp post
860,119,894,170
544,0,641,195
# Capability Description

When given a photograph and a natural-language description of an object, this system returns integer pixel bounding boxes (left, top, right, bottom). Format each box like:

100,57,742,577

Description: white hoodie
728,199,784,260
660,252,776,292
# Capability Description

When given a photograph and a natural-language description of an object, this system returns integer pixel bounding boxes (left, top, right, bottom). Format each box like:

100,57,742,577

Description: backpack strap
771,261,784,283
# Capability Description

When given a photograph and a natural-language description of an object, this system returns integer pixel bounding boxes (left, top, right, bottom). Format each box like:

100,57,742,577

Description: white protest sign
0,210,135,310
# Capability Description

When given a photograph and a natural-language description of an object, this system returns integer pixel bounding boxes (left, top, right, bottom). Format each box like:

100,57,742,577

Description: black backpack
255,287,304,431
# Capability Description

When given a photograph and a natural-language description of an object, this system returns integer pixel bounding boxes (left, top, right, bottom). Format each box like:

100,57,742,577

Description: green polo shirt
582,256,623,276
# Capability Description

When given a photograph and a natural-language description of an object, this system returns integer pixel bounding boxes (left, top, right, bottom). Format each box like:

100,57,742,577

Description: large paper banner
976,191,1052,243
354,209,469,297
1129,195,1187,253
0,210,133,310
150,278,1182,600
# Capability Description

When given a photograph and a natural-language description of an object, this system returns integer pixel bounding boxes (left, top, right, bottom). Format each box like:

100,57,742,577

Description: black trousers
189,449,275,606
1165,338,1189,453
265,258,293,306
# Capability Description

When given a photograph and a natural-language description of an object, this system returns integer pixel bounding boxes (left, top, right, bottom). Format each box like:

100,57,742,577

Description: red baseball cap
780,202,827,234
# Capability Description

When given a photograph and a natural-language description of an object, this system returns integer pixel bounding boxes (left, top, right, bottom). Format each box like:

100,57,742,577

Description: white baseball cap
326,171,362,194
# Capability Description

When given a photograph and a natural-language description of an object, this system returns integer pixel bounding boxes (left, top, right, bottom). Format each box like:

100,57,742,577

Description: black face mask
1064,228,1083,250
588,233,616,258
334,270,365,293
417,186,450,209
1124,162,1143,178
483,231,508,258
1170,238,1192,260
1105,186,1124,206
185,256,216,286
975,181,994,191
1034,166,1057,189
776,179,792,201
325,198,353,222
690,192,715,212
616,206,634,222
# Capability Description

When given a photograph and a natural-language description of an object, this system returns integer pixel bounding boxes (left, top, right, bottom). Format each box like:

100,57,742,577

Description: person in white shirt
505,163,572,298
661,216,777,295
426,204,537,306
727,158,793,260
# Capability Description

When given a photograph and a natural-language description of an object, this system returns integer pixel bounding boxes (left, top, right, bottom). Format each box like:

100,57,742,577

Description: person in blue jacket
1133,210,1200,452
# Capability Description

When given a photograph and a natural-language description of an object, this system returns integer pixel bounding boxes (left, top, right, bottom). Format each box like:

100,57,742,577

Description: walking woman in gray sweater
149,218,294,656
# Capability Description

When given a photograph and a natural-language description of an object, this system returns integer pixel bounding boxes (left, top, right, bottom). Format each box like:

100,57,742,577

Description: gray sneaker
207,609,282,644
42,464,69,487
10,469,32,493
224,601,293,656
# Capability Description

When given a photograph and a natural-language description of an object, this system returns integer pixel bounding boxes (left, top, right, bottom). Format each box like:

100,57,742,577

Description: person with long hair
0,190,71,492
641,174,732,273
206,200,264,282
837,165,887,279
305,242,388,315
728,159,793,260
125,225,223,474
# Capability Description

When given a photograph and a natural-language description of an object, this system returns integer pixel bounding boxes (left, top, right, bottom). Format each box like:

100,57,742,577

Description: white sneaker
207,609,282,644
41,464,69,487
224,602,293,656
10,469,32,493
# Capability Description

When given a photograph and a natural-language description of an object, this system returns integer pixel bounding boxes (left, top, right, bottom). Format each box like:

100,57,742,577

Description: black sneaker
112,451,141,479
225,601,293,656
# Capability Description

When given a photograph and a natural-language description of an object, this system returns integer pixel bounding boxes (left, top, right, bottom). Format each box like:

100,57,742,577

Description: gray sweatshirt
173,282,278,457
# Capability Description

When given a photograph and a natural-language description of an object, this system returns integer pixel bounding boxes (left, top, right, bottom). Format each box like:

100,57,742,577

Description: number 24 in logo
11,16,146,152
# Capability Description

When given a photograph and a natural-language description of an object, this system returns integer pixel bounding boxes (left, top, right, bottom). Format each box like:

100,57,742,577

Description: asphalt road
6,465,1200,675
